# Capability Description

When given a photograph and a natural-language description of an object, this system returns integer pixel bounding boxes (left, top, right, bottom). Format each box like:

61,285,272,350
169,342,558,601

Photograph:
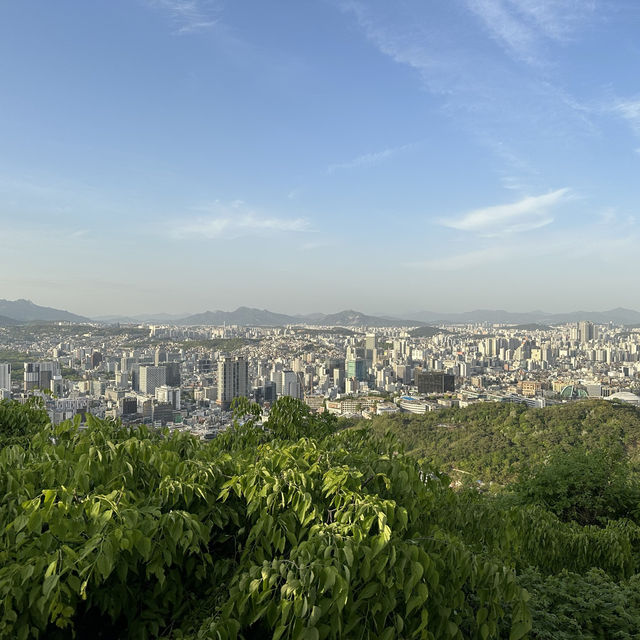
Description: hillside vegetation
1,398,640,638
370,399,640,484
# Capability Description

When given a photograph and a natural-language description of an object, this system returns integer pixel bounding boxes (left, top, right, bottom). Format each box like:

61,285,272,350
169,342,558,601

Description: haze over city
2,1,640,315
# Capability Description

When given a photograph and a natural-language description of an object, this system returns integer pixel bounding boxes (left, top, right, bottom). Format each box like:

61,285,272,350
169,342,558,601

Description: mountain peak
0,299,88,323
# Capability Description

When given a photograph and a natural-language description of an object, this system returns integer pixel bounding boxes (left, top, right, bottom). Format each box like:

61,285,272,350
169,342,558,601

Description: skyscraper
138,365,167,396
23,361,61,392
163,361,181,386
346,358,367,381
578,321,596,344
280,370,301,399
217,356,249,410
0,363,11,393
365,334,377,365
155,385,181,410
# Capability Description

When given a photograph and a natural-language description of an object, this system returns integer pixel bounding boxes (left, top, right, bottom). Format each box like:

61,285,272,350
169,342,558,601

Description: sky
1,0,640,317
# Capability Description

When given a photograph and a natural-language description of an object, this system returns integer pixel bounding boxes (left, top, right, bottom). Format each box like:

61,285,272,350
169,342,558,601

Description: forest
369,399,640,485
1,397,639,638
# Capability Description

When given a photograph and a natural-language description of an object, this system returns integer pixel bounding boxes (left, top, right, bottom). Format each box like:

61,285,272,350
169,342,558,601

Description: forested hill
369,399,640,484
3,398,640,637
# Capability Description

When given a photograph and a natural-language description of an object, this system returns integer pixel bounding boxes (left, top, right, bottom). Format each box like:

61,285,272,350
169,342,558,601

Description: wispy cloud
612,98,640,135
466,0,596,65
337,0,597,169
148,0,219,33
170,200,311,240
467,0,538,63
440,188,570,235
337,2,439,89
327,143,414,173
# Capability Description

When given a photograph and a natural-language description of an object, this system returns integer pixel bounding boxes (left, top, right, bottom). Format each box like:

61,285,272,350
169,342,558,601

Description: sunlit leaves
0,398,532,640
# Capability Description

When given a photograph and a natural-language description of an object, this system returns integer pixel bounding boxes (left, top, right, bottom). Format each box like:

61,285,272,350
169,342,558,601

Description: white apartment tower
217,356,249,410
280,369,301,399
155,385,181,410
0,363,11,393
138,365,167,396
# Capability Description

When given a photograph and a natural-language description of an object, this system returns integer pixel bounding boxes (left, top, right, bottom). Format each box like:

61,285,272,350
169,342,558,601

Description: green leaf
43,574,59,599
510,621,530,640
343,545,354,567
359,583,378,600
44,560,57,578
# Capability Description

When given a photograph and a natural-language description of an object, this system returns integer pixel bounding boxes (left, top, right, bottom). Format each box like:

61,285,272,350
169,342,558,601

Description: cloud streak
337,0,597,177
440,188,570,235
327,143,414,173
613,98,640,135
467,0,596,65
148,0,219,33
170,201,311,240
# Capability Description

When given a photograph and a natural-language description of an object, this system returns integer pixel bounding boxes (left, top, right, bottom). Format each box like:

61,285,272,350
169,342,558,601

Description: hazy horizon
4,296,640,321
2,1,640,315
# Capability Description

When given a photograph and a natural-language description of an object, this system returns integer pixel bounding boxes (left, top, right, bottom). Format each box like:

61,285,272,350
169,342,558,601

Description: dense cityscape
3,303,640,436
4,2,640,637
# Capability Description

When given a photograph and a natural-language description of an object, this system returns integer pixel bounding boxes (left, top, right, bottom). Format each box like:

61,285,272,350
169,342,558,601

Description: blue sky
1,0,640,316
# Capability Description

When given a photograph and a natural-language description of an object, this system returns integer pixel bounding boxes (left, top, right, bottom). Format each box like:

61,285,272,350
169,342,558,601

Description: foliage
435,488,640,581
370,399,640,484
512,447,640,526
6,397,640,639
409,326,451,339
516,569,640,639
0,348,29,382
0,399,532,640
0,397,49,445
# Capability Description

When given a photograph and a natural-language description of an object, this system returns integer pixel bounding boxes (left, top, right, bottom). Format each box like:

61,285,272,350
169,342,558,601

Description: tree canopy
1,397,640,638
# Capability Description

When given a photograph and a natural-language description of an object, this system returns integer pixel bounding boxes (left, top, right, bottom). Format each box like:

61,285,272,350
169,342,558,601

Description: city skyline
2,1,640,314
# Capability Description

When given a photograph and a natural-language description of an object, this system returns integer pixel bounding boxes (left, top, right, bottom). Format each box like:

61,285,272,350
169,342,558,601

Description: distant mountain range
95,307,426,328
174,308,425,328
98,306,640,327
0,299,89,324
3,299,640,328
404,307,640,325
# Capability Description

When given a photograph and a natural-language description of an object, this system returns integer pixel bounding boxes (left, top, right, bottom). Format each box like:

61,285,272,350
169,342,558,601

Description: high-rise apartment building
364,334,377,365
578,321,597,344
138,365,167,396
217,356,248,410
346,358,367,381
155,385,181,410
163,362,181,386
90,352,103,368
23,361,61,392
280,370,301,399
115,371,129,389
0,363,11,393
